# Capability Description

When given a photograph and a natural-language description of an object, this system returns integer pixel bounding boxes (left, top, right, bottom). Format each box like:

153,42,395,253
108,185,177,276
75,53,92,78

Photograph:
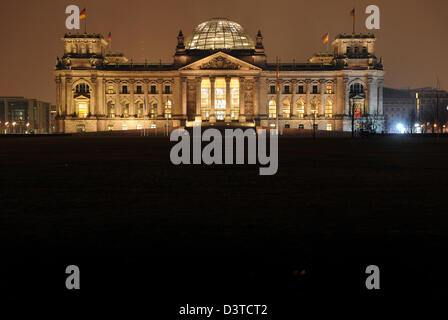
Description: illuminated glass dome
185,18,255,50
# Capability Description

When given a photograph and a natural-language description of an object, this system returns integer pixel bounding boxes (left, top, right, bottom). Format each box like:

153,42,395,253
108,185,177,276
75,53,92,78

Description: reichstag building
54,18,385,133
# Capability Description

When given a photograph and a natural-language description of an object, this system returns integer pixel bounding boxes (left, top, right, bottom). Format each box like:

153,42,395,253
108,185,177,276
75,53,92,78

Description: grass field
1,134,447,302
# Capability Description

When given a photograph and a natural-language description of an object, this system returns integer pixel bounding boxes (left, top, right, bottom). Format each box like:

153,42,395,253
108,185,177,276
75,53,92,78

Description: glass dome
185,18,255,50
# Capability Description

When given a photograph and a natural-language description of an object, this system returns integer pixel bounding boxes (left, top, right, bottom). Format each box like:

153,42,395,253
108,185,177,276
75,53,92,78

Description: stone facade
54,18,385,133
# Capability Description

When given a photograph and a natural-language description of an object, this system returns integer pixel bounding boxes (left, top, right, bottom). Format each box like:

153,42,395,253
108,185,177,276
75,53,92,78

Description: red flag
276,62,280,93
321,33,329,44
350,8,355,20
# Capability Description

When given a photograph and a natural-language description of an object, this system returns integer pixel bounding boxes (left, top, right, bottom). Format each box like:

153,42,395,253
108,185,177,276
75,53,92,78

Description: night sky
1,0,447,104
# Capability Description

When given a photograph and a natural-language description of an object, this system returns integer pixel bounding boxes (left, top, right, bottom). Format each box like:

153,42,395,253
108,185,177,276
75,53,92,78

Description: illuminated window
326,84,333,94
164,100,172,118
268,100,276,119
326,123,332,131
122,103,129,117
122,124,128,131
150,102,157,118
297,100,305,118
137,103,144,117
230,78,239,120
201,79,211,119
107,125,114,131
298,124,304,129
282,100,290,118
107,86,115,94
137,124,143,130
325,100,333,118
214,78,226,120
107,102,115,118
78,102,88,118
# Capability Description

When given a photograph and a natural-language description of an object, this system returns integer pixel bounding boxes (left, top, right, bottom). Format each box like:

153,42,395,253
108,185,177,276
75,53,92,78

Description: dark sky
1,0,447,104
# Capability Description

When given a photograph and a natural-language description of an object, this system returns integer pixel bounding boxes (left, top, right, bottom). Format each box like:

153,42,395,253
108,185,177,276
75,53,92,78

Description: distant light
414,123,419,128
396,123,405,133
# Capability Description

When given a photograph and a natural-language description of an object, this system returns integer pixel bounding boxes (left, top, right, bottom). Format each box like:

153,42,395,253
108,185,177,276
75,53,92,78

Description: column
368,77,378,115
195,77,201,119
181,77,187,116
239,77,245,122
115,80,121,116
344,77,350,115
378,79,384,115
210,77,216,122
129,80,135,117
61,75,66,115
90,78,96,116
305,79,311,115
158,79,164,117
55,77,61,116
67,77,73,115
336,76,344,116
291,80,296,117
254,77,260,118
259,76,267,117
144,80,149,117
225,77,231,122
96,76,104,116
320,80,326,116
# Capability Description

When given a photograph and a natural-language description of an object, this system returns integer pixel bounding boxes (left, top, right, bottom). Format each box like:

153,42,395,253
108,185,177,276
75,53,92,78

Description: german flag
79,8,86,20
321,33,329,44
350,8,355,20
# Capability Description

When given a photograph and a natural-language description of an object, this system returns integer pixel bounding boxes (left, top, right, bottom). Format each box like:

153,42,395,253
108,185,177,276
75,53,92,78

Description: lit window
122,124,128,131
325,100,333,118
326,84,333,94
326,123,332,131
107,86,115,94
165,100,172,118
269,100,276,118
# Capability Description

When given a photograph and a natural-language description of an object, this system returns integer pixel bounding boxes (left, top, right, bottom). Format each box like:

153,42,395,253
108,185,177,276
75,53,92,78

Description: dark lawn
1,134,447,303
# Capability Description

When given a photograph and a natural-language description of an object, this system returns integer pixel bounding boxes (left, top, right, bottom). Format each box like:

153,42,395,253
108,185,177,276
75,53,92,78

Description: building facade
0,96,54,134
54,18,385,133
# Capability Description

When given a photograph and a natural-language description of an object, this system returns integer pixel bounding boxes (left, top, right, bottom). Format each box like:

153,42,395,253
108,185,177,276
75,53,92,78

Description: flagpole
85,11,87,34
353,8,355,33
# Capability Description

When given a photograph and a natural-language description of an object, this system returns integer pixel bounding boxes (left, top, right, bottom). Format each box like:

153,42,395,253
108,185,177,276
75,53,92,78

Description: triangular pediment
179,52,261,71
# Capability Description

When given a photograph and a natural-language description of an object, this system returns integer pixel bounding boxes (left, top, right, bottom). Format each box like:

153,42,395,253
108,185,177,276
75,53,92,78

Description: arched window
75,83,90,97
165,100,172,119
268,100,276,118
122,102,129,117
350,83,364,95
296,100,305,118
325,100,333,118
137,102,144,118
107,102,115,118
71,45,77,53
150,102,157,118
282,99,290,118
106,85,115,94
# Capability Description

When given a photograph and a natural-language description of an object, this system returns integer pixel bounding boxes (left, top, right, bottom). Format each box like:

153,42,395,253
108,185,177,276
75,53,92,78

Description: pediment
179,52,261,71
